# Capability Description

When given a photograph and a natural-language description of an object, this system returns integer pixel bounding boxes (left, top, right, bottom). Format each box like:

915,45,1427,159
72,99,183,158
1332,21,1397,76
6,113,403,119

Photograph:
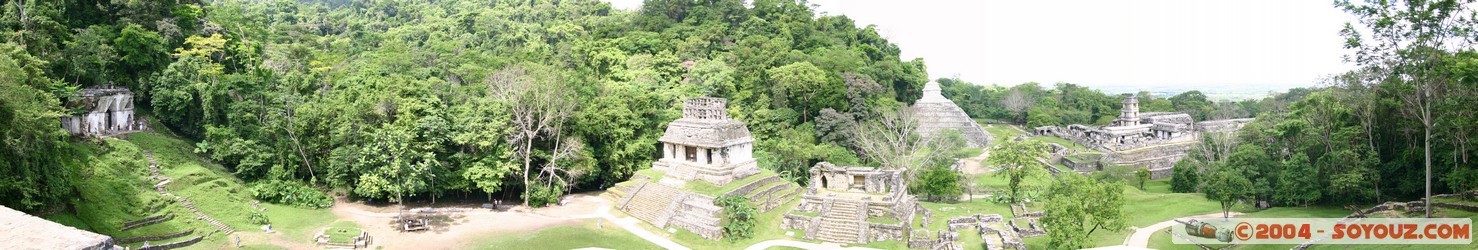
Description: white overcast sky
604,0,1357,89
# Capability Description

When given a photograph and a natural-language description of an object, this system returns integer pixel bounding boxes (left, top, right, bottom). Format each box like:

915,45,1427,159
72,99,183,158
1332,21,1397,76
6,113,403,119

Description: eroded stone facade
61,86,143,137
782,162,920,244
651,97,761,185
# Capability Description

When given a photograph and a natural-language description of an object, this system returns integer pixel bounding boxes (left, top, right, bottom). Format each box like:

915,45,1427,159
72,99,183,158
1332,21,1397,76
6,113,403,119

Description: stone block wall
868,223,908,242
781,214,812,231
668,193,724,240
1109,141,1196,179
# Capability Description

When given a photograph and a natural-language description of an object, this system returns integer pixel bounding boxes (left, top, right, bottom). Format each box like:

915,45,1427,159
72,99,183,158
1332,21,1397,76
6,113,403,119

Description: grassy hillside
42,138,216,248
40,131,338,249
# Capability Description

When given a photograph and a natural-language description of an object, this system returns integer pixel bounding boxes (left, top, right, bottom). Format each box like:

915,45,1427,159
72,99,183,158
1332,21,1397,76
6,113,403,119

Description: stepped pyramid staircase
811,199,868,243
617,182,683,228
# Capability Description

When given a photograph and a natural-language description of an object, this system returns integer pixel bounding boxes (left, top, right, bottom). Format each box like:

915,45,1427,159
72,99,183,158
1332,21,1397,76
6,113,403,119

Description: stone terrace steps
816,217,861,243
601,183,637,202
722,175,782,198
813,199,867,244
745,181,789,202
620,182,682,227
143,150,235,236
669,197,723,233
761,185,803,211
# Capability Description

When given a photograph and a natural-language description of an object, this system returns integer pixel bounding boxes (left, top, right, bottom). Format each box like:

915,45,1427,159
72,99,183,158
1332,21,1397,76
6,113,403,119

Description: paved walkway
1122,212,1243,248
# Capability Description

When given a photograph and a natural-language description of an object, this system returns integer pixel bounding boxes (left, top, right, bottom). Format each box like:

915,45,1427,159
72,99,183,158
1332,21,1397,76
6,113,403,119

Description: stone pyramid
910,81,993,148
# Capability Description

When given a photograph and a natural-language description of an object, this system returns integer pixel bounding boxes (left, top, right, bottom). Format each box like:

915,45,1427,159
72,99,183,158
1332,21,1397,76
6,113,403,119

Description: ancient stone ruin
782,162,921,244
1031,96,1253,178
911,81,993,148
60,85,144,137
651,97,761,186
609,97,800,240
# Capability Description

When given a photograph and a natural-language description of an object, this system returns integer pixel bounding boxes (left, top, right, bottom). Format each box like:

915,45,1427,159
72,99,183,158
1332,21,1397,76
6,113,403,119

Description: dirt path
330,193,610,249
960,149,991,175
1122,212,1244,248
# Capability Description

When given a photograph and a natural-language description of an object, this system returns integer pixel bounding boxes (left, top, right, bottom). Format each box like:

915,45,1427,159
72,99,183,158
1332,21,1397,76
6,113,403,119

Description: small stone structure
61,85,144,137
651,97,761,186
0,205,116,250
1033,96,1254,178
911,81,993,148
782,162,921,244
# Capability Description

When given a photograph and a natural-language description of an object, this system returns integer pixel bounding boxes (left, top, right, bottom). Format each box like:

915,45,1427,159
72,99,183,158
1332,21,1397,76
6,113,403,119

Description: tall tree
851,107,944,175
768,61,829,123
1042,173,1126,250
1203,166,1252,219
1338,0,1477,217
490,64,577,206
987,139,1049,203
0,42,73,211
1001,89,1033,124
63,25,117,86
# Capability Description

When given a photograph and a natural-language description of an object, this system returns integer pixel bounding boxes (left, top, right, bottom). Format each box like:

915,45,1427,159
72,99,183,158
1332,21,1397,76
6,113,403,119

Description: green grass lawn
634,168,665,182
322,221,362,243
470,219,661,250
44,138,214,249
983,124,1026,144
979,122,1092,151
257,203,337,243
125,132,340,248
1082,179,1255,247
965,175,1254,248
954,147,984,158
1032,135,1092,151
917,201,1015,232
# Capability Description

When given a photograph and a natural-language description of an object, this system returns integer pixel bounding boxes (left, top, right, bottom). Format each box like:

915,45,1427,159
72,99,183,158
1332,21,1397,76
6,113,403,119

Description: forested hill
2,0,929,209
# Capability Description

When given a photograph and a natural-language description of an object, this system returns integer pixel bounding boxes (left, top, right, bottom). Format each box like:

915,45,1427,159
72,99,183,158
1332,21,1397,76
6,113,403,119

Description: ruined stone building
651,97,761,186
911,81,993,148
60,86,142,137
608,97,800,240
781,162,921,244
1032,96,1253,178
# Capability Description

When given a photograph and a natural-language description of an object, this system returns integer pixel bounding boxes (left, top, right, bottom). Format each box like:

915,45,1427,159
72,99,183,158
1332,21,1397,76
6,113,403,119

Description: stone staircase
619,182,682,227
668,195,724,239
756,185,802,212
601,182,636,202
144,150,235,236
813,199,867,244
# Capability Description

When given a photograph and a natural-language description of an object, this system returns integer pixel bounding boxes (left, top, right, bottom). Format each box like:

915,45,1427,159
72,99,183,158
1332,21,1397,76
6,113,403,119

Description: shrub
912,166,963,202
1136,167,1151,190
248,211,270,225
250,180,334,209
1170,160,1199,193
716,195,756,241
523,184,563,207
